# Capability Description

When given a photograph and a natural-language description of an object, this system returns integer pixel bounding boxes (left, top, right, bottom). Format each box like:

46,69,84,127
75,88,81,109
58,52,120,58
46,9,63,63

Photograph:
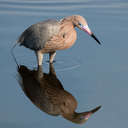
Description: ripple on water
44,59,81,72
17,57,81,72
0,0,128,16
12,47,81,72
0,0,91,16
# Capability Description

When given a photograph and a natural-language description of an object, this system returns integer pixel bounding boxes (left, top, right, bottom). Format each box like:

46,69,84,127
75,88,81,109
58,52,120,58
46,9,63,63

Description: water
0,0,128,127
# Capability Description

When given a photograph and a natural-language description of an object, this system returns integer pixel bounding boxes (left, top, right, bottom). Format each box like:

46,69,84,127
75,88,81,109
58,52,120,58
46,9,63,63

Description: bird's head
73,15,101,45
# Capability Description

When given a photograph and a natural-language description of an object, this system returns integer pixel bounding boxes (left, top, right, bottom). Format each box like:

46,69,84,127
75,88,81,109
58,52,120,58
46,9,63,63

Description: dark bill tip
90,105,102,114
91,33,101,45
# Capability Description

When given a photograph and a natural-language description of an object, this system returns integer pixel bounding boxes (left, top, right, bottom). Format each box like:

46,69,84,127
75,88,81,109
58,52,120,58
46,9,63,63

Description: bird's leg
35,65,44,82
37,65,44,78
49,63,56,75
49,51,56,63
35,51,43,66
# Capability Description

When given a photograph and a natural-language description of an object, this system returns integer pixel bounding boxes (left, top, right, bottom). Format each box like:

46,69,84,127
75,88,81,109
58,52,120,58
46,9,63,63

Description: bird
17,63,101,124
17,15,101,66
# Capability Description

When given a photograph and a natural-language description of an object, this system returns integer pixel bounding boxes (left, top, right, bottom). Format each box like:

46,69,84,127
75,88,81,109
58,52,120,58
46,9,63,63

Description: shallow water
0,0,128,128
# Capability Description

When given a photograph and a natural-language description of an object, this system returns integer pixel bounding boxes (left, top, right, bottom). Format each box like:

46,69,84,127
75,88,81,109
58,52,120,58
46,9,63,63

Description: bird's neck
60,16,74,27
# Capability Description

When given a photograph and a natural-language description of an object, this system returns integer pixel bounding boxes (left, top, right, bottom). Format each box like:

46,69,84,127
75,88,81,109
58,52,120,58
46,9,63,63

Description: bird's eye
78,22,81,26
78,22,83,27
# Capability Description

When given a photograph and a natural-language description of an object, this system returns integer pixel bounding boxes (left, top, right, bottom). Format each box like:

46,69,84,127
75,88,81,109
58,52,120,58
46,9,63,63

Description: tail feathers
17,34,24,44
11,41,19,68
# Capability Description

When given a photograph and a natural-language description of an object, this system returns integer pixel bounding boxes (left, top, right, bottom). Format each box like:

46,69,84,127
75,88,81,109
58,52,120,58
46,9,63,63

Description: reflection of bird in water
17,63,101,124
15,15,101,66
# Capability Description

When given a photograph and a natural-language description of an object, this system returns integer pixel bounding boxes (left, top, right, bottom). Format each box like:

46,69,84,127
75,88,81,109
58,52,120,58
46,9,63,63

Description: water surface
0,0,128,128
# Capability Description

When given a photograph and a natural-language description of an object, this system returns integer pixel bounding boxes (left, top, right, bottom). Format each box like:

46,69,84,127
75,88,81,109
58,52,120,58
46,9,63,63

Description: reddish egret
17,15,101,66
18,63,101,124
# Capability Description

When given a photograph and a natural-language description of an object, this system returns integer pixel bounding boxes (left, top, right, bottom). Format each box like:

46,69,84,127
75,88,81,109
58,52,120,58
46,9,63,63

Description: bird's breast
41,23,77,53
62,28,77,49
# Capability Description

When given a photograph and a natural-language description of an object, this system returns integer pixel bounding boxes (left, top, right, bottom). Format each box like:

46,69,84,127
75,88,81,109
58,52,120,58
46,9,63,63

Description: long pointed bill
91,33,101,45
82,25,101,45
84,105,101,120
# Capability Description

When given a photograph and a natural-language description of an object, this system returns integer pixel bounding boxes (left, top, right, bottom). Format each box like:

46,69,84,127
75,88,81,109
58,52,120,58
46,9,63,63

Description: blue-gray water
0,0,128,127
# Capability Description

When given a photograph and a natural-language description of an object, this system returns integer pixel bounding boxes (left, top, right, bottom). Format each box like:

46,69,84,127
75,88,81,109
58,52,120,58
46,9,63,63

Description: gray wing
18,19,60,50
